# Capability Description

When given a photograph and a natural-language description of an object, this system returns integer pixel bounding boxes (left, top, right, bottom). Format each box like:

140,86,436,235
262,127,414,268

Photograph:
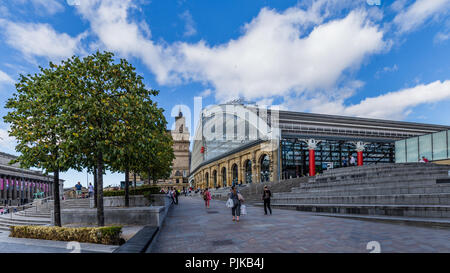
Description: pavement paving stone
150,196,450,253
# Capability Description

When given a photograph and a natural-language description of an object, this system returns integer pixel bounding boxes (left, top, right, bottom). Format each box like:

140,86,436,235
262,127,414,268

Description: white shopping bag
240,204,247,215
226,198,234,208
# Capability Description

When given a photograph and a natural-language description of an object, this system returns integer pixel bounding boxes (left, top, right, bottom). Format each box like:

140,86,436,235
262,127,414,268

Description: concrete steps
268,163,450,219
0,198,91,230
253,203,450,218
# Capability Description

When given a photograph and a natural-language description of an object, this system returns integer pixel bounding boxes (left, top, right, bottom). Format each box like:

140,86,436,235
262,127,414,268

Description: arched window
205,173,209,188
221,167,227,187
260,154,270,182
245,160,252,184
232,164,238,185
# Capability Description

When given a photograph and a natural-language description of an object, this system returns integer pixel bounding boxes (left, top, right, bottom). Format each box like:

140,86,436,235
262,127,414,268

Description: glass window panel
395,140,406,163
419,134,433,160
432,131,447,160
406,137,419,162
448,130,450,159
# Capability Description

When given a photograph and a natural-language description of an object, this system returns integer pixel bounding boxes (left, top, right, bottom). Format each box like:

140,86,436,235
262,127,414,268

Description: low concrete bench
113,226,159,253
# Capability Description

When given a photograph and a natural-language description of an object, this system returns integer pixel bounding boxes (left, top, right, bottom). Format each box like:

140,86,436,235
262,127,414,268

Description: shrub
10,226,123,245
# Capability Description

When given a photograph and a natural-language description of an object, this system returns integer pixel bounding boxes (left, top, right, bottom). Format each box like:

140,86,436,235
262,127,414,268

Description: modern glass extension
395,130,450,163
281,138,395,179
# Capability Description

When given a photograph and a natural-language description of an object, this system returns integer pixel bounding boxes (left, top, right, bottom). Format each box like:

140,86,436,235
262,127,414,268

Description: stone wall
52,195,173,227
89,195,150,208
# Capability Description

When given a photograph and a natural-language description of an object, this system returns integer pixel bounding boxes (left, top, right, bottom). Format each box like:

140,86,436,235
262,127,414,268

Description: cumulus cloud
284,80,450,120
0,70,14,85
0,127,17,154
0,19,86,61
393,0,450,34
175,9,385,102
76,1,385,102
75,0,177,83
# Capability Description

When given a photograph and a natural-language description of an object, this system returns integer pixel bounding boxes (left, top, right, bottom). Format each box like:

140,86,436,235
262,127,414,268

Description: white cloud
30,0,64,15
393,0,450,34
76,0,176,83
0,70,14,85
0,19,86,61
344,80,450,119
173,9,385,102
75,1,385,102
199,88,212,98
180,10,197,37
284,80,450,120
434,31,450,43
0,127,17,154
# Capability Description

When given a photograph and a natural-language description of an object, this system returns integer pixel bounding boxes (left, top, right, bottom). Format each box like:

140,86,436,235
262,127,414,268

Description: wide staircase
210,176,309,203
255,163,450,226
0,198,90,231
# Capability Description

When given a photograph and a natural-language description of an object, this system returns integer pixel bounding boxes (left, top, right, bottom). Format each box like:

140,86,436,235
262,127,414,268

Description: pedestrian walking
203,188,211,208
174,189,179,205
342,156,348,167
262,185,272,215
229,186,243,222
88,183,94,198
168,188,175,204
349,155,356,166
75,182,82,198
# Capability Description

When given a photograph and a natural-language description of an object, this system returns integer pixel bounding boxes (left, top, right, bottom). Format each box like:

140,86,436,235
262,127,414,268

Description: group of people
202,185,273,222
74,182,94,199
341,155,357,167
0,205,10,215
166,187,180,205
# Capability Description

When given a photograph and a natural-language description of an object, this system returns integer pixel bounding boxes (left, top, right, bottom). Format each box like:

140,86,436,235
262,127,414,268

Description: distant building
130,110,191,190
0,152,63,205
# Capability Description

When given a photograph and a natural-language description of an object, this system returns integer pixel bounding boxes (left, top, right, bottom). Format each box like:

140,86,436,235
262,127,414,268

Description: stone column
0,177,4,204
11,178,16,202
7,177,11,203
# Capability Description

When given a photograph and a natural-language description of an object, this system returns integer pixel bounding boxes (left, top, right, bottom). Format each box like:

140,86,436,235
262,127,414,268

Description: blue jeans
232,203,241,217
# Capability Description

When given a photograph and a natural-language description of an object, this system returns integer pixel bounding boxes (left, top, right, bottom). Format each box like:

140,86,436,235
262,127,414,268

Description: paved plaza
150,197,450,253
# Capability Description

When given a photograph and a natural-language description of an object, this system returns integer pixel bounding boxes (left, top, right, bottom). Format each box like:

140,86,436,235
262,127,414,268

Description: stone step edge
253,202,450,209
311,213,450,228
272,192,450,200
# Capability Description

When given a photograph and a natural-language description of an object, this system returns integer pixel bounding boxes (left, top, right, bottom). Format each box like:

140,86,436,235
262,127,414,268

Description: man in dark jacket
262,186,272,215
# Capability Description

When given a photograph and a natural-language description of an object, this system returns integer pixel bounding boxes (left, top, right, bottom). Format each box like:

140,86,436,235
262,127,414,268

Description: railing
11,196,53,218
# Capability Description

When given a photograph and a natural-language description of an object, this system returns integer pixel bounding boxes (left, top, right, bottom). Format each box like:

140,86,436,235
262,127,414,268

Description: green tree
4,63,81,227
62,51,170,224
139,128,175,186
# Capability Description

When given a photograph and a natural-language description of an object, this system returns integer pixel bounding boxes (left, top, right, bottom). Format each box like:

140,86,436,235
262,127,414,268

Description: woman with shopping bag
228,186,244,222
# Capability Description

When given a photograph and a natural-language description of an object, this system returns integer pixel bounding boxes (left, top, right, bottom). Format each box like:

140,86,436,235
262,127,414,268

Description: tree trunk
93,166,97,208
148,167,151,185
133,173,136,189
53,167,61,227
125,165,129,207
96,152,104,226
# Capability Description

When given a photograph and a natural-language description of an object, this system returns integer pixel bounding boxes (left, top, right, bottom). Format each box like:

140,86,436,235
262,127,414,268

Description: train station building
189,101,450,189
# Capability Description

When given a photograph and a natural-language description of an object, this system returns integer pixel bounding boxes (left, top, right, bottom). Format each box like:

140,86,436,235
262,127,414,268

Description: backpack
203,192,208,200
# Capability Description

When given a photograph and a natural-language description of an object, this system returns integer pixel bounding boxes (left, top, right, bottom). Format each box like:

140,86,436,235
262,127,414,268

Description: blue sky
0,0,449,187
